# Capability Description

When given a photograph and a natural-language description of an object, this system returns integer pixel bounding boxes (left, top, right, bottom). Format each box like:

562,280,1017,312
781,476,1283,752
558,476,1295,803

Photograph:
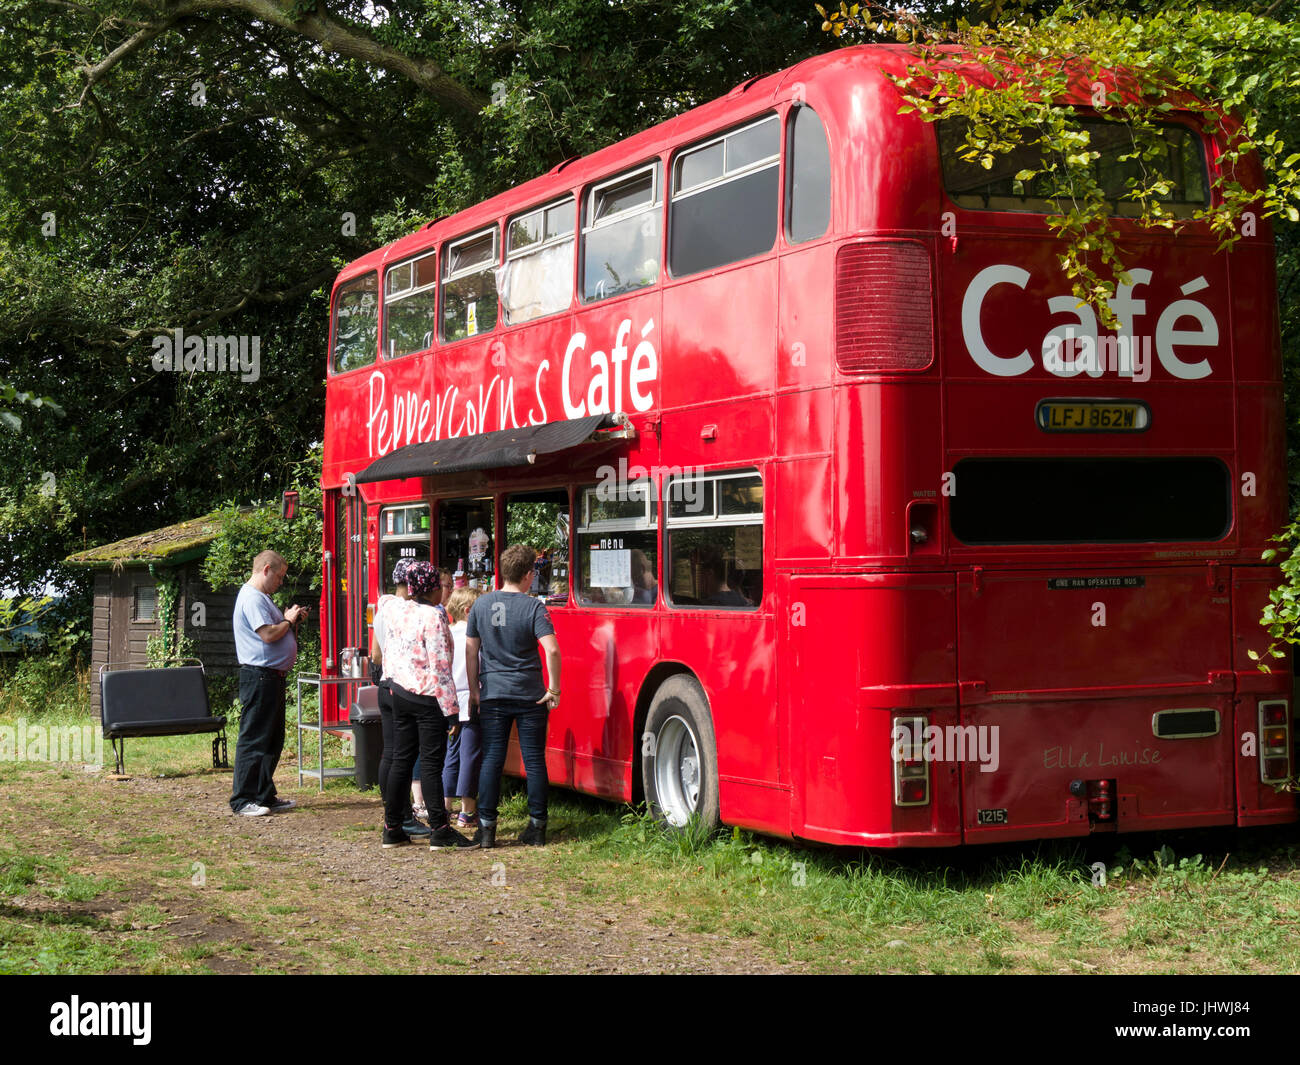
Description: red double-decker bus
319,44,1295,846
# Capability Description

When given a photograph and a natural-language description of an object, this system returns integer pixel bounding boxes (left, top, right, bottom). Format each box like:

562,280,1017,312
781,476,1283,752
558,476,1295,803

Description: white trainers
236,803,270,817
267,798,297,813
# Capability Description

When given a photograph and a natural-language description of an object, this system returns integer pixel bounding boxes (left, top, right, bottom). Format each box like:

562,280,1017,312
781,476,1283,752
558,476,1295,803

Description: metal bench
99,660,229,775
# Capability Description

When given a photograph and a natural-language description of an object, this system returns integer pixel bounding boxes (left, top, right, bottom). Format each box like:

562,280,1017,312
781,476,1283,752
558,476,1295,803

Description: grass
3,697,1300,972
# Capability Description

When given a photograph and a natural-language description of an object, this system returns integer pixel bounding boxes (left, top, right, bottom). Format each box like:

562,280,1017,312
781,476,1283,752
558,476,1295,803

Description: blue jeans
477,700,549,825
229,666,285,812
443,719,482,799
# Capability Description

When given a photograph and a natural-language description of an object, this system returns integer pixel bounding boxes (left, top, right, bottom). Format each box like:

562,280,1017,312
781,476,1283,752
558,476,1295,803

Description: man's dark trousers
477,699,549,825
229,665,286,812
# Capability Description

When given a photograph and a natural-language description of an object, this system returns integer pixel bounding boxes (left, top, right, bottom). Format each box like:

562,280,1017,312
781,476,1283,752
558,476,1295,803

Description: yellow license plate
1036,400,1150,433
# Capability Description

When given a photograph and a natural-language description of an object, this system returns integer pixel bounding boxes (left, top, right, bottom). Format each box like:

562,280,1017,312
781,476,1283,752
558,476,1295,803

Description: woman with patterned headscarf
379,561,474,849
369,558,427,836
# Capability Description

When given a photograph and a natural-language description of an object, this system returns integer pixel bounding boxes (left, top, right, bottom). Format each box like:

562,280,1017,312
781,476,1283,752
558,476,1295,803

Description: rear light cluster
893,714,930,806
834,242,933,373
1258,700,1292,784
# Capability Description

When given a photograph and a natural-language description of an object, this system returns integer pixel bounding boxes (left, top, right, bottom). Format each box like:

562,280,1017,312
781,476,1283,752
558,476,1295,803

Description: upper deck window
939,117,1209,217
441,228,499,342
669,115,779,277
786,105,831,244
583,163,662,302
384,251,438,359
503,198,574,325
332,272,379,373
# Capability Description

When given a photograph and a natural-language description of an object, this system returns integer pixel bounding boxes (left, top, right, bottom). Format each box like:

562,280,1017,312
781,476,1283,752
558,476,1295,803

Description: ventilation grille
834,242,933,372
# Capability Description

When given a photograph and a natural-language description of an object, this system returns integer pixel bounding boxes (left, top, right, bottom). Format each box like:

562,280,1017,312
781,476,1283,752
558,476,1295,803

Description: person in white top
368,560,427,836
441,586,482,829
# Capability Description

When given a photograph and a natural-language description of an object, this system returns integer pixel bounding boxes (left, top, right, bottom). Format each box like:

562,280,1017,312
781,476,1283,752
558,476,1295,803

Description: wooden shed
65,514,240,720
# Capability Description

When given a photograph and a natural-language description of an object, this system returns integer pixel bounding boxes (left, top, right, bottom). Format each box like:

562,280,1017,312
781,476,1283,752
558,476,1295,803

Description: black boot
519,818,547,846
473,822,496,849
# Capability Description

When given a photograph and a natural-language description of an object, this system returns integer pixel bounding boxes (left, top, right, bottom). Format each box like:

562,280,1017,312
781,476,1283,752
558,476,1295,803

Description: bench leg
111,737,126,776
213,731,229,769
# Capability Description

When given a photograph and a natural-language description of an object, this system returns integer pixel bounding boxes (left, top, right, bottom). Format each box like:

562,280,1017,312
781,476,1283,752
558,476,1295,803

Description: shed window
133,584,157,622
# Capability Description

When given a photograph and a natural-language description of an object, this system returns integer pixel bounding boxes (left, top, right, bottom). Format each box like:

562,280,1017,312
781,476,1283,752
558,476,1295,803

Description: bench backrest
101,666,211,730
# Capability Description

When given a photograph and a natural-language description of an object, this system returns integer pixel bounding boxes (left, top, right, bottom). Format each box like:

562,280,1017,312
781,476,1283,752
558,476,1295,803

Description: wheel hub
654,714,703,826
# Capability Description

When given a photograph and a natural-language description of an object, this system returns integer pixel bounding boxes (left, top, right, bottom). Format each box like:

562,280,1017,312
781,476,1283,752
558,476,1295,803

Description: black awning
354,413,624,484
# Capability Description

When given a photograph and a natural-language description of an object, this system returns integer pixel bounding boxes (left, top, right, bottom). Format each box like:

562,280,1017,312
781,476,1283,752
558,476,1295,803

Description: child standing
441,587,483,829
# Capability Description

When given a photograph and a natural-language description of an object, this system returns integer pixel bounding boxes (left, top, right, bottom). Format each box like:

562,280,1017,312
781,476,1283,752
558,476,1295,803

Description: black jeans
376,682,413,823
384,687,450,832
477,699,549,825
229,665,286,812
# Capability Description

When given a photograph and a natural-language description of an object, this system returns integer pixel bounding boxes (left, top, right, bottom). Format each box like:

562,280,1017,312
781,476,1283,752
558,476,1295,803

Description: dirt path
3,766,803,974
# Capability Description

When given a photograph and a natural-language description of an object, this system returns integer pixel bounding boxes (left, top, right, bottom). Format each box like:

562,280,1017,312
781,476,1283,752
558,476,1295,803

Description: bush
0,653,90,719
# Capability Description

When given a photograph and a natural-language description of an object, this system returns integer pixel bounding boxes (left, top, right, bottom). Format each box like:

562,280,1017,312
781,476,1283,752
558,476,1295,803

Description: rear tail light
1258,700,1291,784
835,242,934,373
892,714,930,806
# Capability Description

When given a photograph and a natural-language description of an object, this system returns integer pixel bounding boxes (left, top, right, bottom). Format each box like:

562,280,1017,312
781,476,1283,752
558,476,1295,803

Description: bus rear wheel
642,676,720,833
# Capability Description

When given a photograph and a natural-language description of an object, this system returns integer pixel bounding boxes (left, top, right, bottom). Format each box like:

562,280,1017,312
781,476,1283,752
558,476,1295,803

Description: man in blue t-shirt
465,543,561,847
229,550,308,816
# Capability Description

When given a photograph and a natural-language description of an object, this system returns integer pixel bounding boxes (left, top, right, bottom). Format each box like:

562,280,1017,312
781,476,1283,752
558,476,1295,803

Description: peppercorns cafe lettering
367,318,658,458
962,265,1220,381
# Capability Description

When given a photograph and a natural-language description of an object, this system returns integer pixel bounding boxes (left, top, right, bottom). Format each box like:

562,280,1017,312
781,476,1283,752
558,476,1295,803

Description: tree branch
61,0,489,115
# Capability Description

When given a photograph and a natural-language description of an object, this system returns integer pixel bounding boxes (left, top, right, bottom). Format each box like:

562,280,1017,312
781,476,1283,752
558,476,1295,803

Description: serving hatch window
576,479,658,607
384,251,438,359
441,228,499,342
938,116,1209,217
670,115,780,277
666,469,763,609
583,163,662,302
502,198,574,325
379,504,431,594
332,272,379,373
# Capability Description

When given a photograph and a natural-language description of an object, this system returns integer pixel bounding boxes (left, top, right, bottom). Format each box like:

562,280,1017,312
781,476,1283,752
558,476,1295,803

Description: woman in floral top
380,562,474,849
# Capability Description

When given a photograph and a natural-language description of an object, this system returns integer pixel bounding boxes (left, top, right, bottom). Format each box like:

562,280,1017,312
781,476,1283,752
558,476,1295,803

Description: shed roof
64,513,225,569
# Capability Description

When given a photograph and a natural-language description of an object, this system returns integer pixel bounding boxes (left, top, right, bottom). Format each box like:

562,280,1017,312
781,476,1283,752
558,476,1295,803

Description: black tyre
641,675,721,832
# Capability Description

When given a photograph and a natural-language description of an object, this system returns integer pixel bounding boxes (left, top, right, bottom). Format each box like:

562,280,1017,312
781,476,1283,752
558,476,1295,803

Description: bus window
938,117,1208,217
331,272,379,373
669,115,779,277
441,228,499,342
439,497,495,590
666,470,763,609
503,199,574,325
384,251,438,359
504,489,571,601
949,457,1231,544
379,503,431,594
583,163,662,302
786,105,831,243
576,479,657,607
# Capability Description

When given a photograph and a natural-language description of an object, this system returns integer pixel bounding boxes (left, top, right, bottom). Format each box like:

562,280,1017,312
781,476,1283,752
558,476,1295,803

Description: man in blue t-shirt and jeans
229,549,307,816
466,542,561,848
